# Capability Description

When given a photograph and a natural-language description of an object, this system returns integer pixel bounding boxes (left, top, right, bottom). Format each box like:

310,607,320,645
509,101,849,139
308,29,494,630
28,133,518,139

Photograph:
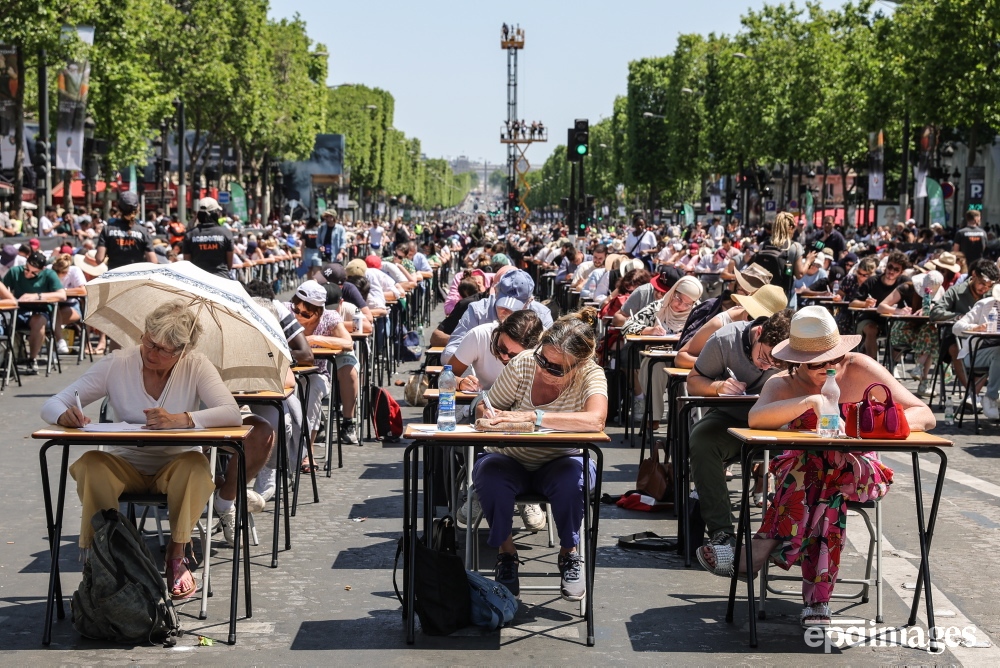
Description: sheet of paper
412,424,479,434
82,422,148,432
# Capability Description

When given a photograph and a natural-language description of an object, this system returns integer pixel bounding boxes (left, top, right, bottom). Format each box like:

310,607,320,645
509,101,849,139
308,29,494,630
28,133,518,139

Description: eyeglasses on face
291,303,319,318
533,347,570,377
141,334,181,357
806,355,844,370
885,264,903,274
754,341,779,369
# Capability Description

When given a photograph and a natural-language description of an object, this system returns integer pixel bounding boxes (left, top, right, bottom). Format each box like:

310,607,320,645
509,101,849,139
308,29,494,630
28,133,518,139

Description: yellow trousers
69,450,215,549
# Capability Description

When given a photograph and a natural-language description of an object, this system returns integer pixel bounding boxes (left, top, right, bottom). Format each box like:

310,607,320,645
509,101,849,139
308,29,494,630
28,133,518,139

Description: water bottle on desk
922,287,932,313
831,279,840,295
818,368,841,438
353,310,363,333
437,365,457,431
988,307,998,334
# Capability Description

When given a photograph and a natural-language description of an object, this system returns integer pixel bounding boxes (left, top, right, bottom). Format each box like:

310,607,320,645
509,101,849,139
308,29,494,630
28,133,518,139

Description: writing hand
58,406,90,428
718,378,747,396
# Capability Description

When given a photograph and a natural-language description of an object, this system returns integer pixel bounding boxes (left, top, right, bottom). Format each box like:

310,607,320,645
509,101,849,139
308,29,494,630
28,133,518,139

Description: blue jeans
472,453,596,549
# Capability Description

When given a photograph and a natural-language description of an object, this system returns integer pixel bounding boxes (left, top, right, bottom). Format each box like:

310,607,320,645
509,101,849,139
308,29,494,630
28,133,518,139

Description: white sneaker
253,466,276,503
456,491,482,526
56,338,69,355
245,489,266,514
519,503,547,532
982,395,1000,420
216,505,237,547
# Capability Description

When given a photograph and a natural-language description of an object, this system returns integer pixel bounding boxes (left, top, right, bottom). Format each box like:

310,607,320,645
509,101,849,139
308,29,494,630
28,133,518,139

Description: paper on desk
82,422,147,432
412,424,479,434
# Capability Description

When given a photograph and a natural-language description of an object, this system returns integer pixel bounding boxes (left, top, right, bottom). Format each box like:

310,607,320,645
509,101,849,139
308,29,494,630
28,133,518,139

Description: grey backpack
72,509,182,646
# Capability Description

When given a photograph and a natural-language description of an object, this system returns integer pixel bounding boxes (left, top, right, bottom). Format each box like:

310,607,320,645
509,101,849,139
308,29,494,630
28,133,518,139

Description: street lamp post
173,97,186,224
83,116,96,212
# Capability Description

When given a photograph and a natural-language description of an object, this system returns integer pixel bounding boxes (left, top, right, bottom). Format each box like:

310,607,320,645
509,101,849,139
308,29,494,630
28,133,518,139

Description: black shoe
494,552,522,598
558,551,586,601
22,360,38,376
341,420,359,445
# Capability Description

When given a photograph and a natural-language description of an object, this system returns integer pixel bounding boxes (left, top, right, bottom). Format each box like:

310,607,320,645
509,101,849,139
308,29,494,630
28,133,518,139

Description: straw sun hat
730,284,788,320
771,305,861,364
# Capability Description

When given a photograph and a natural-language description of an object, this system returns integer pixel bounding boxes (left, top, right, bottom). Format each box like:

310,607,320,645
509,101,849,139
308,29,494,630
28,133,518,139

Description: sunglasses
885,264,903,274
533,348,570,377
806,355,844,370
291,304,319,318
490,331,516,361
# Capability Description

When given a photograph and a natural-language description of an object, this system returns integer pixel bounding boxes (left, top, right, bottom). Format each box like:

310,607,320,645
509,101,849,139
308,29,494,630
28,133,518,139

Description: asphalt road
1,299,999,666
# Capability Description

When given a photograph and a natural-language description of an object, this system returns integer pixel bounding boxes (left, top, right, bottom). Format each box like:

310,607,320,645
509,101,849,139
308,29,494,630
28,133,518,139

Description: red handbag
843,382,911,439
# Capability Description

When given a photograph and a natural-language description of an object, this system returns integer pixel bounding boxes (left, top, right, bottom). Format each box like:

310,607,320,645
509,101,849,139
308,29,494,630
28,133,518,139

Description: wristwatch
534,409,545,427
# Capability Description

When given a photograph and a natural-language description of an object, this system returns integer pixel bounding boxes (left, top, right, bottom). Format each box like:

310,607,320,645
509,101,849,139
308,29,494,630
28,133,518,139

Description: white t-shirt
369,225,384,246
40,216,55,237
60,265,87,289
453,322,505,390
381,261,408,284
625,230,656,256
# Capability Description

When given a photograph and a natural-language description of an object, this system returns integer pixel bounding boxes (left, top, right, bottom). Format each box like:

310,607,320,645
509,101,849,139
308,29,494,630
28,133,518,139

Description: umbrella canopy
84,261,291,393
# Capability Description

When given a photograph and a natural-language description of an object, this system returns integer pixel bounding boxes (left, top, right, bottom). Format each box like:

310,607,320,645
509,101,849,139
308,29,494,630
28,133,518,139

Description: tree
625,56,673,210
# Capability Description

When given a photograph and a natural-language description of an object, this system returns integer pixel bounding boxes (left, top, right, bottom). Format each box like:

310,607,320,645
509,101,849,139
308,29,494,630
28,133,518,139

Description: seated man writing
687,309,792,554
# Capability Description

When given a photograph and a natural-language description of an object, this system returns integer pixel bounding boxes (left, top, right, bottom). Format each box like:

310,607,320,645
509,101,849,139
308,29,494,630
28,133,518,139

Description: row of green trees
525,0,1000,218
326,85,473,210
1,0,470,215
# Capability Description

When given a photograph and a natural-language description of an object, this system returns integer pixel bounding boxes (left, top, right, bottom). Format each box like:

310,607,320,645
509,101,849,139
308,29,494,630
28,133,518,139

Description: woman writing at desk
473,307,607,604
698,306,934,627
41,300,245,600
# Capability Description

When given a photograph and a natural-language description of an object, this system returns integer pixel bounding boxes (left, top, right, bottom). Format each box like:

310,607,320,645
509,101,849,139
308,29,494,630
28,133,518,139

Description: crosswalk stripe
880,452,1000,500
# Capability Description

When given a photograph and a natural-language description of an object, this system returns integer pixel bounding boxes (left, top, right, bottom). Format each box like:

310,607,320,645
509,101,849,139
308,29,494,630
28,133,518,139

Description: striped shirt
484,350,608,470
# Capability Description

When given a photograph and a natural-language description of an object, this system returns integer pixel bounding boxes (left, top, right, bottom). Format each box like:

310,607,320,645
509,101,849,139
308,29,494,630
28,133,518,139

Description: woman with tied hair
473,307,607,604
41,299,255,601
448,309,544,392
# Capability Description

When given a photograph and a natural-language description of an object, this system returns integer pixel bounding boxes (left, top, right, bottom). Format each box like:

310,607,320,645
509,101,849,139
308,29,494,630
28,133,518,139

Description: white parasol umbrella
83,261,291,393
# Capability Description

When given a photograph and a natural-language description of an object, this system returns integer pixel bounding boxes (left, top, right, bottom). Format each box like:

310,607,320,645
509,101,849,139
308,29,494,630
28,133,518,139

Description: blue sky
269,0,851,168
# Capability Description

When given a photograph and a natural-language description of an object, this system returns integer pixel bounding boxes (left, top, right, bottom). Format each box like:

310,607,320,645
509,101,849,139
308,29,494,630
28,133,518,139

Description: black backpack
393,517,472,636
751,244,794,296
72,509,181,646
677,295,724,349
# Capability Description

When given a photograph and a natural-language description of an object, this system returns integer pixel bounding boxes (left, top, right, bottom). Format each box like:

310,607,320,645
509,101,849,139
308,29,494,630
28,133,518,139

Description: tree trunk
13,43,25,221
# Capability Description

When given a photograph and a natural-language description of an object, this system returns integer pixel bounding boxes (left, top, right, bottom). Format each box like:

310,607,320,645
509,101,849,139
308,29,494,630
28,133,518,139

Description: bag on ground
393,535,472,635
370,386,403,440
72,508,181,645
403,371,429,407
467,570,518,630
400,330,422,362
635,438,673,502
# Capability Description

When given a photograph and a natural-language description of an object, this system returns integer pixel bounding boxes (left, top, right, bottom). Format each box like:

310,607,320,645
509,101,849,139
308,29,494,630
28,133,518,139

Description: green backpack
72,509,182,646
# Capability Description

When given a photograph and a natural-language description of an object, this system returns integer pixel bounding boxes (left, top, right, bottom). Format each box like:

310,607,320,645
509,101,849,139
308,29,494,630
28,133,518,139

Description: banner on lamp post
0,44,19,170
867,130,884,201
230,183,249,221
804,189,814,226
926,178,946,227
683,203,695,226
55,26,95,172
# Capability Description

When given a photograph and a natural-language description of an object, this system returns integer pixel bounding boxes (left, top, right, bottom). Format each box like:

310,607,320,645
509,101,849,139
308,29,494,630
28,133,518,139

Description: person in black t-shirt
182,197,234,278
850,250,911,358
429,279,488,347
95,191,157,269
319,262,372,325
817,215,847,260
953,209,987,264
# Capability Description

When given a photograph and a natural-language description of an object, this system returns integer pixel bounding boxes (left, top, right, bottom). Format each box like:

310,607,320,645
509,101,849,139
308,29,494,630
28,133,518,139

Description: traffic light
33,140,50,178
567,119,589,162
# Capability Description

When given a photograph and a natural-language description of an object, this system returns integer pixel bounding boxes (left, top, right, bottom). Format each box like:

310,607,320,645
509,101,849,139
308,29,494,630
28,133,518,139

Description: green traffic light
576,144,588,155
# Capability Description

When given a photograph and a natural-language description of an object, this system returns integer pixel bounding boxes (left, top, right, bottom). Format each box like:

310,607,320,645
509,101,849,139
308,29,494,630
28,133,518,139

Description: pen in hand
481,391,497,419
725,367,747,396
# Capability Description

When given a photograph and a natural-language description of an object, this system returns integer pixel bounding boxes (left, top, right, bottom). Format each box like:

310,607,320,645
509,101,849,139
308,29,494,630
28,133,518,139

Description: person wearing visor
182,197,235,279
95,191,157,270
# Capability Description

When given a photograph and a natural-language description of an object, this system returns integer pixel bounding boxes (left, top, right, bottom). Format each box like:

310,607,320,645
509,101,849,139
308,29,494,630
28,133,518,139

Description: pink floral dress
755,408,894,605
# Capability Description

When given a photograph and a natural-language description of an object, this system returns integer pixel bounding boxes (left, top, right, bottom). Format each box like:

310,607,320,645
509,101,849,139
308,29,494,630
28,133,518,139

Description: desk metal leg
40,442,70,645
271,404,288,567
464,445,474,568
726,445,757,647
403,443,419,644
907,448,947,652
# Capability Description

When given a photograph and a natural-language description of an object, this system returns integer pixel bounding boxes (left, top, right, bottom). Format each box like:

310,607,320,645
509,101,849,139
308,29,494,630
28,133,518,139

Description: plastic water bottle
437,365,457,431
988,308,998,334
922,287,932,313
831,279,840,295
353,310,363,333
945,397,955,426
818,368,841,438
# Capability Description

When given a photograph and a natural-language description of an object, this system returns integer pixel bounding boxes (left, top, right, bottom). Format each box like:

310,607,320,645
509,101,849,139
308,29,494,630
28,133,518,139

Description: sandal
800,602,832,628
300,461,314,474
696,534,736,578
166,557,197,600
